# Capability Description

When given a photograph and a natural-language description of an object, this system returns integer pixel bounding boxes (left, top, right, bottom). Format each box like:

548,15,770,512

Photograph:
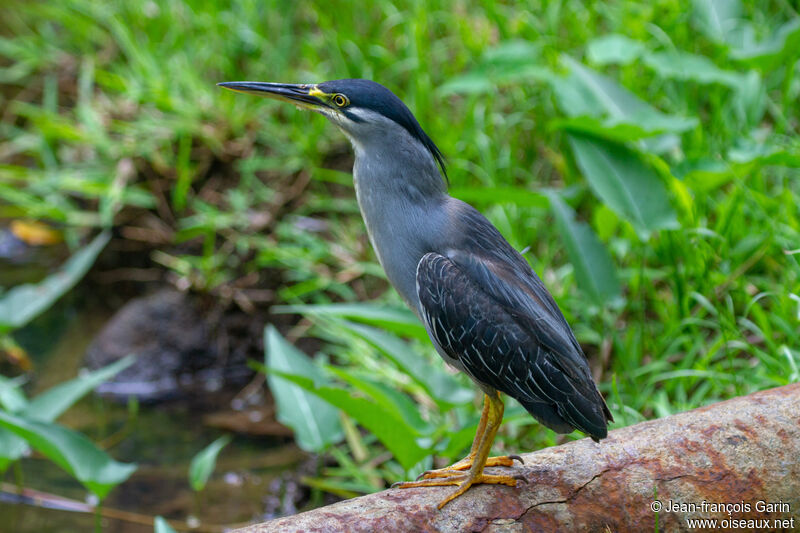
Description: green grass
2,0,799,506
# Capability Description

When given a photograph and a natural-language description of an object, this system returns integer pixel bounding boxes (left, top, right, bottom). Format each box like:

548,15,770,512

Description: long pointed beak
217,81,327,110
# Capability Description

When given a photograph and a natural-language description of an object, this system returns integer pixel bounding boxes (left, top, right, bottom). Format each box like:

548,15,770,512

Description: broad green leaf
273,303,428,341
0,375,28,412
730,19,800,68
189,434,232,492
336,320,473,407
264,326,343,452
0,357,134,472
437,74,493,96
0,362,29,472
642,51,741,87
727,140,800,167
567,133,679,237
0,411,136,500
328,366,432,435
592,203,621,241
154,516,178,533
586,34,645,65
268,369,429,470
0,430,28,473
547,193,621,305
438,40,551,95
551,60,627,119
0,231,110,332
673,158,735,191
26,355,135,422
480,39,541,66
692,0,742,44
672,140,800,193
555,57,697,132
731,70,766,126
551,58,697,152
450,187,548,208
551,117,675,143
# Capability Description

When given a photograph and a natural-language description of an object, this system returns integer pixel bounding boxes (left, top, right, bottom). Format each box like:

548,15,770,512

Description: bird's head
218,78,446,179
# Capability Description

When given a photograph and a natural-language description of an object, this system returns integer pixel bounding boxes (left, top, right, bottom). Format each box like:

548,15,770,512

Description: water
0,295,309,532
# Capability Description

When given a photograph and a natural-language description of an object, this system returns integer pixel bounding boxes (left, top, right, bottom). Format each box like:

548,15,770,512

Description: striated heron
218,79,612,509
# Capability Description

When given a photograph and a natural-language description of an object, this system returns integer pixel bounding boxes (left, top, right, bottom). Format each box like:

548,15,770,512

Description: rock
85,289,250,402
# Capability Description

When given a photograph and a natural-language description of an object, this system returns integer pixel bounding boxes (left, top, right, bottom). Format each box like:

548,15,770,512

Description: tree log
236,383,800,532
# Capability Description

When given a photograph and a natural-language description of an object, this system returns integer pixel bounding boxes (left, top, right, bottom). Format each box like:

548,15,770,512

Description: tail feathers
518,398,576,435
517,381,612,442
538,356,612,441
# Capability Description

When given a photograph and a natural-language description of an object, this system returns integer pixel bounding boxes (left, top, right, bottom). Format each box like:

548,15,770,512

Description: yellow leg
414,394,521,480
393,392,525,509
470,393,491,455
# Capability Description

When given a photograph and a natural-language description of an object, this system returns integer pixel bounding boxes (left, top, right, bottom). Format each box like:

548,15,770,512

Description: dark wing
449,201,613,406
416,251,611,440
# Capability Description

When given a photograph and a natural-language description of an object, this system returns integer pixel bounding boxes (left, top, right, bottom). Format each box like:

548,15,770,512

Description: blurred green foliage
188,434,231,492
1,0,799,508
0,357,136,500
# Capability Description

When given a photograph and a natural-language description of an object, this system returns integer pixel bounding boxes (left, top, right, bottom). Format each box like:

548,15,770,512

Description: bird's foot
393,470,526,509
414,454,523,480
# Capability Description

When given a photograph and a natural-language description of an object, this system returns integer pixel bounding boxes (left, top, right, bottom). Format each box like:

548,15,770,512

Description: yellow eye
332,94,349,107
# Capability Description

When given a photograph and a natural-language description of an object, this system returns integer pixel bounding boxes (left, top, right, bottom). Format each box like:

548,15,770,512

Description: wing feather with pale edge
416,251,611,440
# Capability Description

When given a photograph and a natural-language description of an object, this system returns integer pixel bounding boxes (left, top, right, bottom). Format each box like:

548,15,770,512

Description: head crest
318,79,447,182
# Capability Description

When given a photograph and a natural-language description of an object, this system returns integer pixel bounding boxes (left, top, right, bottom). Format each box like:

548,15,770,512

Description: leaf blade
264,325,343,452
267,369,429,470
547,193,622,305
336,320,473,407
0,357,135,472
26,355,135,422
567,133,679,237
0,411,136,500
0,231,110,331
189,434,232,492
272,303,428,341
154,516,178,533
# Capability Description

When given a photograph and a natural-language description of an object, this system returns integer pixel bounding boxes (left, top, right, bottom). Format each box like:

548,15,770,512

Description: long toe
436,472,521,509
393,474,466,489
395,470,522,508
484,454,523,467
418,454,521,480
416,468,466,480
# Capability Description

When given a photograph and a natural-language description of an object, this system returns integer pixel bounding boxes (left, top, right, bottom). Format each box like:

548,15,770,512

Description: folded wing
416,250,612,440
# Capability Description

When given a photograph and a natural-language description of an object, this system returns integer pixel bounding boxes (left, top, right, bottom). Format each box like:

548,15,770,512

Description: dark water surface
1,297,306,532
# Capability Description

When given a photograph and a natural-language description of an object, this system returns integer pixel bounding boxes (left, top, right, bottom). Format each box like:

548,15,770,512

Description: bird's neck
351,132,447,197
350,141,448,312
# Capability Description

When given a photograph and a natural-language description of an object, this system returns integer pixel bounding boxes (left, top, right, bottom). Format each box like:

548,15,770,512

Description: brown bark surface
236,383,800,532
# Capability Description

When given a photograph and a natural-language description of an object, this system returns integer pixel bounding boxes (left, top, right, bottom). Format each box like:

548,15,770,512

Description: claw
513,472,528,484
509,454,524,464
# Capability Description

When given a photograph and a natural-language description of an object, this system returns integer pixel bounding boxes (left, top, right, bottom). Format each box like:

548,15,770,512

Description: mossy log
236,383,800,532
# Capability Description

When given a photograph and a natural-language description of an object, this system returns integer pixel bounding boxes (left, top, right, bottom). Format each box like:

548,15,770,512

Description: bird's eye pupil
334,94,347,107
